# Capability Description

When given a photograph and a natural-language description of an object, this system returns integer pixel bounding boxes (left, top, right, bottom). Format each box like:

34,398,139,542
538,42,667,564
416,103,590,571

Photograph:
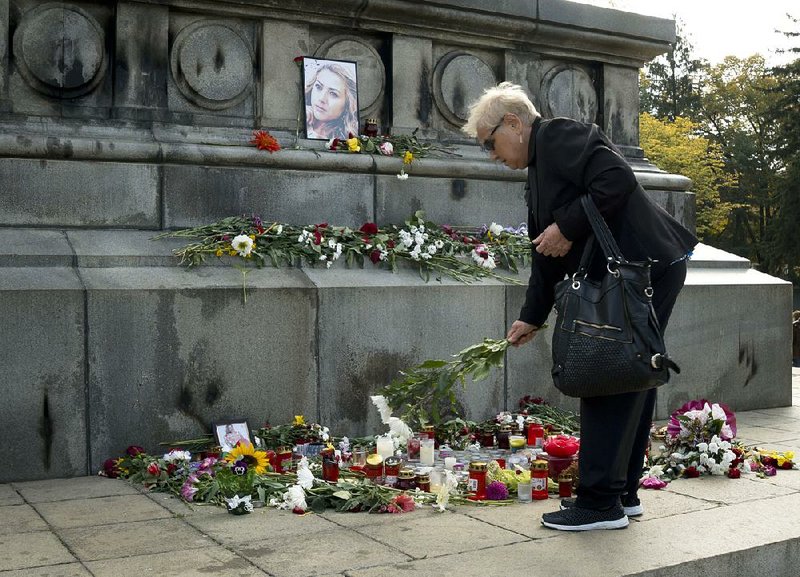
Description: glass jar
275,446,293,474
365,453,384,484
558,473,573,498
419,438,435,466
479,427,495,448
396,467,416,491
421,424,436,440
527,421,544,448
416,471,431,492
531,460,549,500
351,446,367,472
407,433,421,461
468,461,488,500
384,456,401,487
497,424,511,450
321,448,339,483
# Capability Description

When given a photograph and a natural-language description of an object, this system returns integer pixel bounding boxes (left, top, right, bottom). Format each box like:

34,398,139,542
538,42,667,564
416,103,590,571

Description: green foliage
639,113,737,240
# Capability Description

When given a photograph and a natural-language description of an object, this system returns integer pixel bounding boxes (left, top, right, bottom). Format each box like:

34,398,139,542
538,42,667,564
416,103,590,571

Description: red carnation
102,458,121,478
147,462,160,475
728,467,741,479
370,249,382,264
359,222,379,235
684,466,700,478
126,445,145,457
387,240,396,249
329,138,340,150
313,229,322,245
166,463,177,475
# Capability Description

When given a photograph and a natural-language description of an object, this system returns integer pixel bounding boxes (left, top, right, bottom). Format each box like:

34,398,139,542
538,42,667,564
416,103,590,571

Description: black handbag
551,195,680,398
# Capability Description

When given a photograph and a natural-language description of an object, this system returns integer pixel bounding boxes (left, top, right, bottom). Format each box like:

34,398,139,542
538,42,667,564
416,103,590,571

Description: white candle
444,457,457,470
376,435,394,460
420,438,435,466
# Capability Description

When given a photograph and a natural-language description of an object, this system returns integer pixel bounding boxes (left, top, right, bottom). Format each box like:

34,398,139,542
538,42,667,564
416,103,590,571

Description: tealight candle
444,456,456,470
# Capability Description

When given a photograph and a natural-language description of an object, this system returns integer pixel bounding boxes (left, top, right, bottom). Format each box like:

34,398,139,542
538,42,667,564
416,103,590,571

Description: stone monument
0,0,791,482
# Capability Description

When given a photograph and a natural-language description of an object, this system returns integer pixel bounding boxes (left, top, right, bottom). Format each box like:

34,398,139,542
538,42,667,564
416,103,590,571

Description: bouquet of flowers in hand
651,399,741,480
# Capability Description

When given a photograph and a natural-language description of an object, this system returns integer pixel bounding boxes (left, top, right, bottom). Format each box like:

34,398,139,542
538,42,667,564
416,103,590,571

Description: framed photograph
213,419,252,453
302,56,359,140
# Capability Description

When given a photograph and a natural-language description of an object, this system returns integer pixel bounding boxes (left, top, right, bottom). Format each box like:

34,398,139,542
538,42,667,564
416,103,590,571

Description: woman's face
310,69,347,123
477,115,528,170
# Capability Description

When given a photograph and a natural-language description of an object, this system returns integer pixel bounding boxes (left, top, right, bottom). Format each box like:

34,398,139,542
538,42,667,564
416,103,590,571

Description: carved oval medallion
317,37,386,114
433,52,496,126
541,65,598,123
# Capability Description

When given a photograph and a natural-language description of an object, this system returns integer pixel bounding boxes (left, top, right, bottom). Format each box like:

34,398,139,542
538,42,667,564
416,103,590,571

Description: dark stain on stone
739,343,758,387
410,197,422,214
45,137,74,159
451,179,466,200
177,385,193,412
16,135,32,147
452,81,466,119
342,350,415,426
417,62,431,124
40,392,54,470
214,46,225,72
205,381,221,406
95,141,103,153
196,60,203,77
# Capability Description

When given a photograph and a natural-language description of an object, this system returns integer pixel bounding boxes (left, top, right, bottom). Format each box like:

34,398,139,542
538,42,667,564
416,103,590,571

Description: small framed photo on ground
213,419,252,453
302,56,359,140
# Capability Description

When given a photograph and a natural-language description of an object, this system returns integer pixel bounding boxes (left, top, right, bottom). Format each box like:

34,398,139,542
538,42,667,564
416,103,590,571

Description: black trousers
575,259,688,510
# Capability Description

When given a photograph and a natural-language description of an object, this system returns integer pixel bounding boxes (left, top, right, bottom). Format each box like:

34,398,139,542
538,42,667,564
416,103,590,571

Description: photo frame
302,56,359,140
213,419,252,453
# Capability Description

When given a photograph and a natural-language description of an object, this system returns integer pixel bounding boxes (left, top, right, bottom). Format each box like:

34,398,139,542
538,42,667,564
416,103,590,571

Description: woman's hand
533,222,572,257
507,320,538,347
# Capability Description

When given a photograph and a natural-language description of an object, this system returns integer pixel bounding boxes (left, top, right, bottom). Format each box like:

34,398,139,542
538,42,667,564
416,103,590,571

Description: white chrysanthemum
163,449,191,462
296,457,315,490
370,395,393,424
427,244,437,255
397,172,409,180
388,416,413,445
489,222,504,236
231,234,254,257
276,484,307,511
434,240,444,249
226,494,254,512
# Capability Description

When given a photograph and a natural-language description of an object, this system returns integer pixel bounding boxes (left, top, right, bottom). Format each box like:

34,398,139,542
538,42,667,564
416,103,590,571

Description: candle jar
468,461,488,500
497,424,511,450
421,424,436,441
396,467,416,491
527,421,544,448
365,453,384,484
376,435,394,460
416,471,431,492
364,118,379,137
275,447,293,474
479,427,495,448
350,446,367,472
558,473,573,498
384,456,401,487
531,460,549,500
420,438,435,466
407,433,421,461
321,449,340,483
517,479,533,502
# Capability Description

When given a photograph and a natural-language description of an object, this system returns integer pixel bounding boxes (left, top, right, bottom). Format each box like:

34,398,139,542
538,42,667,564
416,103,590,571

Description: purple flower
764,465,777,477
232,460,248,476
640,475,668,490
666,399,737,439
180,474,199,501
486,481,509,500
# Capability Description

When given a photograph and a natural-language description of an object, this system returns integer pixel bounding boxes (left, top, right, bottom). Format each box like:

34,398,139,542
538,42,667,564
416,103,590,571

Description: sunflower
225,442,270,474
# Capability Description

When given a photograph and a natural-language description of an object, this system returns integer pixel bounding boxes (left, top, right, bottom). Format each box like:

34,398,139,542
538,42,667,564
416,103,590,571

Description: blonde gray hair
462,82,539,137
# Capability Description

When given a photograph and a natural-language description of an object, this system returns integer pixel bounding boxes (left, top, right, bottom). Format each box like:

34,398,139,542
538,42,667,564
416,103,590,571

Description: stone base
0,230,792,482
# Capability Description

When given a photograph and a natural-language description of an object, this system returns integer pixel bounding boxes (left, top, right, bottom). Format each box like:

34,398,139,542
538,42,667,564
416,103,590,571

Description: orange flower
250,130,281,152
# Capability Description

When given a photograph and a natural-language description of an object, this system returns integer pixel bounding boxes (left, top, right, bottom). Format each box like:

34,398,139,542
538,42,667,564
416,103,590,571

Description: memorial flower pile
156,212,532,286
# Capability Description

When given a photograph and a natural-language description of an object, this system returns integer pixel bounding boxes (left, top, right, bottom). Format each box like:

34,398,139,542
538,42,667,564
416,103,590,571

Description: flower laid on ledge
155,211,532,286
250,130,281,152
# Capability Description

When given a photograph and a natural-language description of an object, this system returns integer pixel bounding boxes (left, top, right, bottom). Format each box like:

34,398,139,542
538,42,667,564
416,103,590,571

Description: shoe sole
559,503,644,518
542,516,630,531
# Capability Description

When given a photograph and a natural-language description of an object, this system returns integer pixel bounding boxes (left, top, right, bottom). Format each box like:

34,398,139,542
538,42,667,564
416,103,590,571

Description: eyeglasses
480,121,503,152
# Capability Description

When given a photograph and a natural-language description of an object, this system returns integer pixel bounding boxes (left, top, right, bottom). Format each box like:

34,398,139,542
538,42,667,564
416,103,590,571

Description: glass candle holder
517,480,533,502
407,433,421,461
351,446,367,471
376,435,394,460
420,438,435,466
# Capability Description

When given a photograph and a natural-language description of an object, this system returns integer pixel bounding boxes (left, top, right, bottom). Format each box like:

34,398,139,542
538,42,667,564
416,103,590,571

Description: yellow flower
249,234,256,241
403,151,413,164
229,249,238,256
215,248,224,257
225,442,270,474
293,415,305,426
346,137,361,152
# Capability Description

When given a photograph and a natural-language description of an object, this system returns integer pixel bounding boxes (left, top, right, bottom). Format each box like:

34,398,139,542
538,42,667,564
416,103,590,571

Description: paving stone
0,504,48,534
736,412,800,430
0,484,24,506
735,425,800,445
235,526,410,577
663,474,796,505
460,500,562,539
13,477,139,504
57,518,213,562
187,507,339,545
628,488,721,521
86,547,268,577
0,563,93,577
0,532,76,571
34,494,172,529
141,490,220,517
349,507,526,559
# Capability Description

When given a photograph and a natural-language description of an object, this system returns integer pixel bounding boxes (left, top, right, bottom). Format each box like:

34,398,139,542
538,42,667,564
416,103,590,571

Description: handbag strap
580,194,627,264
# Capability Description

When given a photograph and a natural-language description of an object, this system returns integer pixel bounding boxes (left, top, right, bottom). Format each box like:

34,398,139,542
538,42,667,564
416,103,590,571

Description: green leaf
418,359,449,369
332,490,352,500
310,496,328,514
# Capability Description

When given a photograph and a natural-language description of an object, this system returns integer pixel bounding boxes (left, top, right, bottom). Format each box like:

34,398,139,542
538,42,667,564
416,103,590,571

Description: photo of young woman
303,57,359,140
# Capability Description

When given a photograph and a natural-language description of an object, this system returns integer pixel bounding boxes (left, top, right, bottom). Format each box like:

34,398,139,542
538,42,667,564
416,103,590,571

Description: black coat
519,117,698,326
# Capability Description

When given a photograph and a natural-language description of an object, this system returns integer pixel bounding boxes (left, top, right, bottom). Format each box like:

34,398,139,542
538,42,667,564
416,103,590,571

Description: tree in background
640,18,706,121
639,113,736,241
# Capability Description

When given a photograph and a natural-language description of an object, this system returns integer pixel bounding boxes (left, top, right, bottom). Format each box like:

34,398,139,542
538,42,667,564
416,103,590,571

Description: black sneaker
560,497,643,518
542,503,629,531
